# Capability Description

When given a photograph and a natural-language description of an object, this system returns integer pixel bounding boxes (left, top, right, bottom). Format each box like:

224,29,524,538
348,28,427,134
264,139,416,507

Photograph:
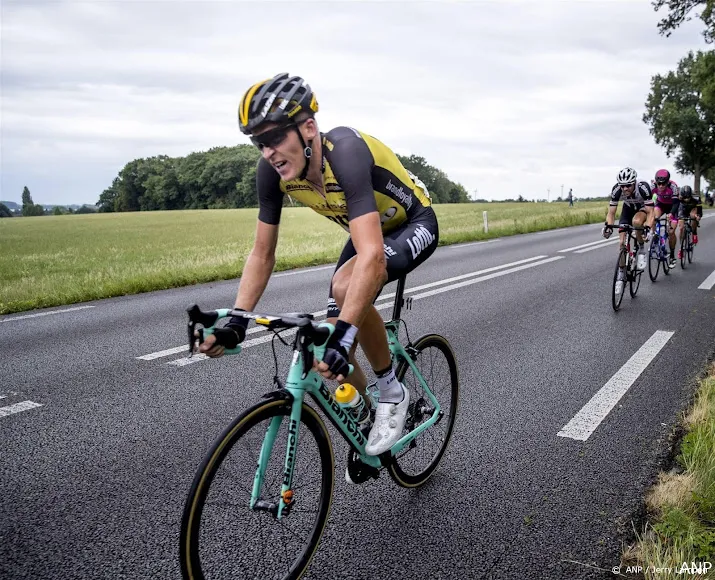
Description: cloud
0,0,709,205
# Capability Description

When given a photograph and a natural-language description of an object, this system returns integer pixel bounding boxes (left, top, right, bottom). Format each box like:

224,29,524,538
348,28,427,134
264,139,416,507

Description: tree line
645,0,715,194
0,187,98,218
94,145,470,213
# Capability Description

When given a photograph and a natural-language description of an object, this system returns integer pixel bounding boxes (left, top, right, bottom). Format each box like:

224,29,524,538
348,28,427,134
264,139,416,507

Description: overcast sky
1,0,710,205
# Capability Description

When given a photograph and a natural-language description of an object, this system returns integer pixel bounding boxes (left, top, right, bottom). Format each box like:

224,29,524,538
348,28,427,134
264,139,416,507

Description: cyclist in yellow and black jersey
199,73,440,459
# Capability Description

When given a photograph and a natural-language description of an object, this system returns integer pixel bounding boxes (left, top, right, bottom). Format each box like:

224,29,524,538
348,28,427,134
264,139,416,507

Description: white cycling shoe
365,384,410,456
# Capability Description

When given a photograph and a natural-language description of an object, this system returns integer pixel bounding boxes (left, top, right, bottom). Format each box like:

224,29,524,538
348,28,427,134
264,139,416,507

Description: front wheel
388,334,459,488
612,248,627,311
680,232,690,269
629,251,642,298
180,398,334,580
648,238,660,282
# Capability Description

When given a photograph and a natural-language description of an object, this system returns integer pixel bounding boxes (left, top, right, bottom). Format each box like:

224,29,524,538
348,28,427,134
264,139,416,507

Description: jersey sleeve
639,182,654,205
324,128,379,221
670,197,680,216
609,184,622,206
256,157,284,225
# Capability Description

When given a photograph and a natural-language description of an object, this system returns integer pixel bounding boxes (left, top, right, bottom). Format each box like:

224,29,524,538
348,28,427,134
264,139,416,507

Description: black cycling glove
212,310,249,349
321,320,358,377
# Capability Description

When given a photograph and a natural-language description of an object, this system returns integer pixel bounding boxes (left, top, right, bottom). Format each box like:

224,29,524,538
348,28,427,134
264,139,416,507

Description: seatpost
391,276,406,321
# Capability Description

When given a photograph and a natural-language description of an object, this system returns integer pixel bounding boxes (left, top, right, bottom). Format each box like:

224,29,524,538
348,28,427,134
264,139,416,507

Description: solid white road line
166,256,563,366
406,256,563,300
139,255,550,362
446,239,500,249
0,400,43,418
558,239,615,253
573,239,620,254
273,265,335,278
698,270,715,290
557,330,674,441
0,305,95,323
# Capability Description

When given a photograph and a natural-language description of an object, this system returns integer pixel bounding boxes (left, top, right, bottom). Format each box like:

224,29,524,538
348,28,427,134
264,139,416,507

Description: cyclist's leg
652,204,664,232
667,206,678,259
331,209,439,456
326,239,373,398
690,208,699,241
618,204,635,266
329,210,439,384
633,207,648,244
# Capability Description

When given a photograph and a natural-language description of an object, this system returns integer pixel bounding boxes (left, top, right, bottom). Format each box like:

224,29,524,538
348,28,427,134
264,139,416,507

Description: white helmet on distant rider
617,167,637,185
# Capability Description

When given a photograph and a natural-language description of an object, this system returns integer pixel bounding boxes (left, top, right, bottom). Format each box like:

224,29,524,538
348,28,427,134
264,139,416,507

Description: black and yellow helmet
238,73,319,135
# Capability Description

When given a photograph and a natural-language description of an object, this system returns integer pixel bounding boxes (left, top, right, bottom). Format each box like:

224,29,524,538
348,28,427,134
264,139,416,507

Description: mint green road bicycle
179,275,459,580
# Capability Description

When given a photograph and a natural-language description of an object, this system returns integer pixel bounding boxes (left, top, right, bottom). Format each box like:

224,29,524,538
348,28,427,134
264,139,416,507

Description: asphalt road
2,212,714,580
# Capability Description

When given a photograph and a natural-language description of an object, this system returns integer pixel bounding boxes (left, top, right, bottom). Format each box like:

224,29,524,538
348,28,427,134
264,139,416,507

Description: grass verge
1,201,609,315
622,362,715,578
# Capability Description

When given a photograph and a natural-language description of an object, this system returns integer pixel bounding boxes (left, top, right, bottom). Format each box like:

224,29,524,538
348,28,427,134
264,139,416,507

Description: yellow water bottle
335,383,369,425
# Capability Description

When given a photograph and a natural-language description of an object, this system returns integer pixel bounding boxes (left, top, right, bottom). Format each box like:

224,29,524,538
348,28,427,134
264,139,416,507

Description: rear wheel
387,334,459,488
629,257,642,297
680,233,689,269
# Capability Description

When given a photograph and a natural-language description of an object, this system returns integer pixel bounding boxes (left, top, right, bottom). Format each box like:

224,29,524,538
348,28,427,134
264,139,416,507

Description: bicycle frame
652,217,670,261
252,310,441,520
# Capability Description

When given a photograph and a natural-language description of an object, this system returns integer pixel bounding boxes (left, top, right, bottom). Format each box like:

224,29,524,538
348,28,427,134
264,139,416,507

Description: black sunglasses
249,118,309,150
250,124,296,150
655,178,668,185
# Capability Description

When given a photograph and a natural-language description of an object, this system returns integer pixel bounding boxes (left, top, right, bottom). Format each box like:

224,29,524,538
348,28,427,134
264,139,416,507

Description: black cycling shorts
618,203,647,228
327,206,439,319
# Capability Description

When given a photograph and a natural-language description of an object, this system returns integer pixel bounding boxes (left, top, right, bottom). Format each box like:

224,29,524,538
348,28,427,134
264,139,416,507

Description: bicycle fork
250,392,305,521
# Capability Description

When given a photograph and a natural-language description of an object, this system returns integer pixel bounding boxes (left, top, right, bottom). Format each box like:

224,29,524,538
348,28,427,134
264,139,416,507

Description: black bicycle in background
679,217,696,269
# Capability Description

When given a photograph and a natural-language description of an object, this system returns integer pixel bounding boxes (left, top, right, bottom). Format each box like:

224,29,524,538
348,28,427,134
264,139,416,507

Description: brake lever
300,333,314,380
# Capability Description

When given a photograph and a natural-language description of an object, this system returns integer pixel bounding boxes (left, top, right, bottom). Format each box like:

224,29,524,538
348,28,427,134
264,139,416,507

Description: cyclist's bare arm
338,211,388,328
234,220,279,311
199,220,278,356
605,206,617,226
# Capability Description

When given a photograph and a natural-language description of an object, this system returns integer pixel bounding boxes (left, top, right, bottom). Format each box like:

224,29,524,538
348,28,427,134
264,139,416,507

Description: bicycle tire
180,398,334,580
687,231,694,263
387,334,459,488
680,232,688,269
612,247,627,311
648,237,660,282
629,250,642,298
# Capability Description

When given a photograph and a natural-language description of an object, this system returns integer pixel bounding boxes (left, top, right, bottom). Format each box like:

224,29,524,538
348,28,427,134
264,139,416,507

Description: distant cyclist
646,169,680,268
674,185,702,260
602,167,654,255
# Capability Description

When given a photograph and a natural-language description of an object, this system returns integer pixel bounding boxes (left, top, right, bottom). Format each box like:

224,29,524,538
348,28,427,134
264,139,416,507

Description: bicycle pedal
346,451,380,484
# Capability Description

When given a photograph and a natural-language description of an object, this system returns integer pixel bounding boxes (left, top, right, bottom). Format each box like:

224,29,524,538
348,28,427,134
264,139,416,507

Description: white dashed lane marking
0,401,43,419
557,330,674,441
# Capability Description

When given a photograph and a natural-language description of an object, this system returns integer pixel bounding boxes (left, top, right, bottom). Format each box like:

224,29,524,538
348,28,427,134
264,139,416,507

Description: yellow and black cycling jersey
256,126,432,233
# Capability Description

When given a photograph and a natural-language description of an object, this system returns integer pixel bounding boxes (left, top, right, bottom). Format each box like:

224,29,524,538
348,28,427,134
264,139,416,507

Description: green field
0,202,608,314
